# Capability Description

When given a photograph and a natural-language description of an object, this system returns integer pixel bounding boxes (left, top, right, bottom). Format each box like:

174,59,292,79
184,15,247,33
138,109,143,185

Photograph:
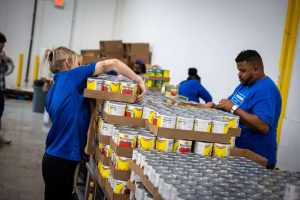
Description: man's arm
218,99,269,133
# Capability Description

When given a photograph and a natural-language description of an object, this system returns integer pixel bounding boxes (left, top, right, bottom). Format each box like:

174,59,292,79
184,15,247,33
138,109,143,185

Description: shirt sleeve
197,82,213,103
249,89,276,127
68,62,96,85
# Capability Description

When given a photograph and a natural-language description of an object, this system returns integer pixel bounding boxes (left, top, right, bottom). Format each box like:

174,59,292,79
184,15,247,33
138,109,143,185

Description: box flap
110,139,133,158
84,89,137,103
228,128,241,137
127,181,135,193
230,148,268,167
102,112,145,127
98,135,111,145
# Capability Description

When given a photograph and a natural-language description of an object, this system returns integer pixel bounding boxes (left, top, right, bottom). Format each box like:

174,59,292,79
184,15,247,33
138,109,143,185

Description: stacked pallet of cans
130,150,300,200
144,68,170,91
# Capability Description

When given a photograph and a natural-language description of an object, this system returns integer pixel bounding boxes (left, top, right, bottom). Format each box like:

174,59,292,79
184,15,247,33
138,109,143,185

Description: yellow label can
173,139,192,153
102,80,120,93
113,180,128,194
100,164,110,179
156,137,174,152
213,143,231,157
120,81,137,94
115,156,131,171
163,70,170,78
194,142,213,156
137,133,156,150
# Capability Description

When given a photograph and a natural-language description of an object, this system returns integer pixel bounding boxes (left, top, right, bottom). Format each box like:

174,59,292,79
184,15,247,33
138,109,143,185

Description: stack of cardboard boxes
81,40,151,67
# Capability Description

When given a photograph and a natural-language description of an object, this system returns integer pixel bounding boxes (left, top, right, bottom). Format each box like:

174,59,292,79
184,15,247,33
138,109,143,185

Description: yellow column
33,55,39,81
277,0,300,145
16,53,24,88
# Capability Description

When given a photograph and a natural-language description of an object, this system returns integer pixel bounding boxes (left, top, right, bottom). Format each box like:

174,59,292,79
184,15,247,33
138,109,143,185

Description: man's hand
218,99,234,112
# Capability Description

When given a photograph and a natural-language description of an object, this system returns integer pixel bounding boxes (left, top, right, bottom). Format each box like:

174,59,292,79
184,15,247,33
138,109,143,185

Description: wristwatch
231,105,239,114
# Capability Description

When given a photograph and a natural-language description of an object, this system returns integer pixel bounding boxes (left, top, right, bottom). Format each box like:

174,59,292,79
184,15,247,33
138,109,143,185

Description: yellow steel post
16,53,24,88
33,55,39,81
277,0,300,145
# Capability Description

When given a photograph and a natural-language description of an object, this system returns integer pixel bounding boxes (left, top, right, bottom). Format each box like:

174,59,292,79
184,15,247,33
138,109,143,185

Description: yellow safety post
33,55,39,81
16,53,24,88
277,0,300,145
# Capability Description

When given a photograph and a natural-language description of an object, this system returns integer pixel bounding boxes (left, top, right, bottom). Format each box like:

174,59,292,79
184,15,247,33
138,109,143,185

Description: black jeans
42,153,79,200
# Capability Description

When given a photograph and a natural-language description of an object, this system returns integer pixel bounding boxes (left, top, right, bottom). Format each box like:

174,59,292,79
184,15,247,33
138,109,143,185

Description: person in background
216,50,282,169
178,68,212,103
0,32,14,144
133,59,146,75
42,46,146,200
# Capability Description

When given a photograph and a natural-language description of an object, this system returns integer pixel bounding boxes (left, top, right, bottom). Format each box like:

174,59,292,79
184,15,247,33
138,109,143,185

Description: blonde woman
42,46,146,200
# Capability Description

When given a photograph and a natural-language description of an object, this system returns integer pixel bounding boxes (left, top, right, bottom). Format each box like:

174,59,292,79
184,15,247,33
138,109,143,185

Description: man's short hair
0,32,7,43
235,50,263,67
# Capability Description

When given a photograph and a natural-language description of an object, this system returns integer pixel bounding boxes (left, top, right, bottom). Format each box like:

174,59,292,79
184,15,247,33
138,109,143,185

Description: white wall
115,0,287,101
277,23,300,172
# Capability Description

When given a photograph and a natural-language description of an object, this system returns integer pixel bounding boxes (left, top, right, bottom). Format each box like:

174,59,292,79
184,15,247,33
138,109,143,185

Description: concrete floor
0,99,47,200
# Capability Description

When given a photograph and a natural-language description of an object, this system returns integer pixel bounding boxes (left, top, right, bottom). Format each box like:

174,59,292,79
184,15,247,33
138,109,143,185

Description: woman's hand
136,77,146,101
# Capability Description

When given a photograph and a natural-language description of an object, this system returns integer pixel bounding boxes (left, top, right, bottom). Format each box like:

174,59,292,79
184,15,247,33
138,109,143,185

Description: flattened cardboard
145,121,230,144
84,89,137,103
129,161,163,200
144,75,170,82
102,112,145,127
230,148,268,167
98,135,111,145
127,181,135,193
110,139,133,158
109,161,131,181
85,99,97,155
106,181,130,200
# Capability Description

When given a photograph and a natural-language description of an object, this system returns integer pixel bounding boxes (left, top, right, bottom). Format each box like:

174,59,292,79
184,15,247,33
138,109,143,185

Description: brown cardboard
95,165,107,187
144,75,170,82
127,43,150,55
81,56,104,65
148,87,162,92
228,128,241,137
145,121,231,144
102,52,125,59
85,99,97,155
110,139,133,158
127,181,135,193
84,89,137,103
130,161,163,200
95,148,110,166
100,40,124,53
230,148,268,167
102,112,145,127
81,49,102,57
105,181,130,200
109,161,131,181
98,135,111,145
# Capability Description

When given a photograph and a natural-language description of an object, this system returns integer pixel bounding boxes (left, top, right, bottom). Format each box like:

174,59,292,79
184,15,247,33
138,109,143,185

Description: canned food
119,81,137,94
147,68,155,76
102,79,120,93
156,137,174,152
194,142,213,156
154,80,163,87
173,139,192,153
100,164,110,179
194,117,212,132
230,137,236,148
100,122,114,136
104,101,126,116
115,155,131,170
148,109,157,124
213,143,231,157
146,79,154,87
98,144,110,157
117,131,137,148
176,116,194,130
87,77,103,91
156,112,176,128
113,179,129,194
163,70,170,78
125,104,143,118
223,114,240,128
212,119,230,134
155,69,163,77
137,133,156,150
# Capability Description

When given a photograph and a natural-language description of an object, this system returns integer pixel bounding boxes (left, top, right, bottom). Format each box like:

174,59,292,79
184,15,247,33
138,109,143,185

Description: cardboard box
98,134,111,145
144,76,170,82
148,87,162,92
127,181,135,193
95,165,107,187
230,148,268,167
85,100,97,155
81,56,104,65
129,161,163,200
100,40,124,53
95,148,110,166
145,121,232,144
109,161,131,181
102,112,145,127
84,89,137,103
81,49,102,57
127,43,150,55
102,52,125,59
110,138,133,158
105,181,130,200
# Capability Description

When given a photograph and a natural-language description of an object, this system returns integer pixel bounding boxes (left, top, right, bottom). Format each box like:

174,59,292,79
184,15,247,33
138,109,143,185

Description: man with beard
216,50,282,169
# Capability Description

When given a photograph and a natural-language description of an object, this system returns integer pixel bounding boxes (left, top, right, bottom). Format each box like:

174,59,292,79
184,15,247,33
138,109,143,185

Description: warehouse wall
114,0,287,101
277,24,300,172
